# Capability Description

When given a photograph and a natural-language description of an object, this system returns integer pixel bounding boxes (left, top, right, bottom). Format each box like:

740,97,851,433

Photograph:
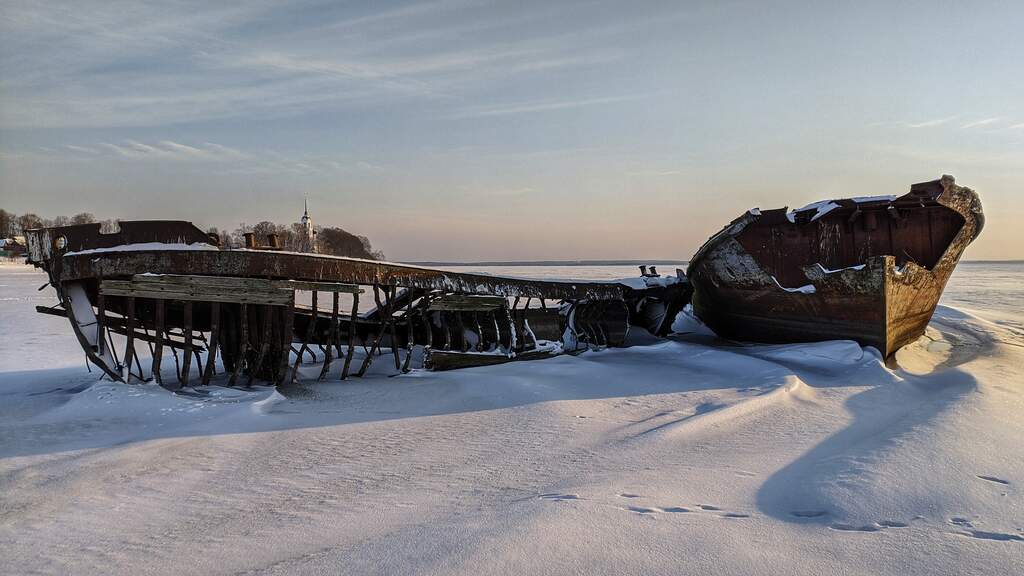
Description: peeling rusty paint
687,175,983,356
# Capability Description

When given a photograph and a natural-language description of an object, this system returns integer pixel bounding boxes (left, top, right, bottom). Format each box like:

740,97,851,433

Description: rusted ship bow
25,221,690,388
687,175,983,356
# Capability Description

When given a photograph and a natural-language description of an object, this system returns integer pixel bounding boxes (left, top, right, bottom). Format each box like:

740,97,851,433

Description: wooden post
279,297,294,385
357,285,392,376
180,302,193,386
152,300,165,387
292,290,316,382
390,287,401,370
96,283,106,357
456,311,467,352
248,306,271,386
202,302,220,386
401,289,415,373
319,292,339,381
341,290,359,379
473,311,484,352
123,296,136,383
229,303,247,386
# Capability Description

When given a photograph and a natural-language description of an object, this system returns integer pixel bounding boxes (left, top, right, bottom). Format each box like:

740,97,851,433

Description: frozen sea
1,260,1022,575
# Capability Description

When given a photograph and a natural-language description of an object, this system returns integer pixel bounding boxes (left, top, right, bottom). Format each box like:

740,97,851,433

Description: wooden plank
271,280,363,293
123,296,135,383
424,347,558,371
100,282,291,306
428,294,507,312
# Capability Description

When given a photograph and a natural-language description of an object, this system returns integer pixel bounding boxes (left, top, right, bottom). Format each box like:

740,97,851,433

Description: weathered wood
428,294,507,312
229,304,247,386
357,285,392,376
319,292,340,381
123,296,135,383
202,302,220,386
152,299,165,387
290,290,313,383
96,283,106,357
341,291,359,379
101,279,291,306
279,300,294,385
247,306,273,386
271,280,363,293
180,301,193,386
390,287,401,370
401,290,415,373
425,346,558,371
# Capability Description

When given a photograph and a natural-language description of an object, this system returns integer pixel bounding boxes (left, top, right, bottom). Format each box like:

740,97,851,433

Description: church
299,198,317,253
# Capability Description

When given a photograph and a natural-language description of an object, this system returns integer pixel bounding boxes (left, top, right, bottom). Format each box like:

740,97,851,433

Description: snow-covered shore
1,264,1022,575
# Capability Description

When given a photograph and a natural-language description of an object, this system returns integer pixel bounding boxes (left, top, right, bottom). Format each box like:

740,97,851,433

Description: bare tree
0,209,13,237
71,213,97,225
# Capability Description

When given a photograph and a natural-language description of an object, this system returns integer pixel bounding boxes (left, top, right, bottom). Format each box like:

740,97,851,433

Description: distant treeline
0,209,383,260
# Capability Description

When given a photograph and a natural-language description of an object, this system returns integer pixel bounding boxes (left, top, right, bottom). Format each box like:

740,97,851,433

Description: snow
852,194,898,203
815,262,867,273
64,241,220,256
785,200,840,223
1,263,1023,575
772,275,817,293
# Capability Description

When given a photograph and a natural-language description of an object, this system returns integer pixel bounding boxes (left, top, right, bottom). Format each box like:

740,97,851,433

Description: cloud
625,169,684,177
0,1,654,129
903,116,957,128
961,117,1001,129
451,94,653,119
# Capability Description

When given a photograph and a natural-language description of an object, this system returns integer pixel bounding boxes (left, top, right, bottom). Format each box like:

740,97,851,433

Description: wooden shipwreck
23,221,690,388
686,175,984,356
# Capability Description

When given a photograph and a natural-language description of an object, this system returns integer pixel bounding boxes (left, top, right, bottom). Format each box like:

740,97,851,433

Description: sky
1,0,1022,261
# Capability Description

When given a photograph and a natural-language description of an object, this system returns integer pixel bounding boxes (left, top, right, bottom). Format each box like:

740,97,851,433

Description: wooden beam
271,280,363,293
428,294,507,312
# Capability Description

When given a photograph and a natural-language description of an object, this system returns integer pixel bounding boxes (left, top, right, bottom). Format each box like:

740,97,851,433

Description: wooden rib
401,290,415,373
123,296,136,383
357,285,391,377
229,304,247,386
180,302,193,386
247,305,271,387
318,292,339,381
279,300,294,385
341,290,359,379
291,290,314,382
152,299,165,387
390,287,401,370
202,302,220,386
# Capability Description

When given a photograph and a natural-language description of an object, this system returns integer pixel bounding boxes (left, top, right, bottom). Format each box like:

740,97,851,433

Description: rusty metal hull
687,175,983,356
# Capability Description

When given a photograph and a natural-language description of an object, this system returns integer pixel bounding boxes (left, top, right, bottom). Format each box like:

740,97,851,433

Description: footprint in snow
539,493,580,502
976,475,1010,485
618,493,642,499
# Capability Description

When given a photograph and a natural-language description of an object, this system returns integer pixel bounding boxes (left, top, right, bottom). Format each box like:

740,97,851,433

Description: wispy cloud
961,117,1001,129
0,1,656,128
903,116,957,128
451,94,653,119
625,169,684,177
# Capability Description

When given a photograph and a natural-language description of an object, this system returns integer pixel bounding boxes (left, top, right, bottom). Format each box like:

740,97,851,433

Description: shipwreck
687,175,983,356
22,174,981,389
24,221,690,388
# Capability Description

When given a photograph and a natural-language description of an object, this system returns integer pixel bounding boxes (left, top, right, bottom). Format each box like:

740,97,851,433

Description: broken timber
24,221,690,387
